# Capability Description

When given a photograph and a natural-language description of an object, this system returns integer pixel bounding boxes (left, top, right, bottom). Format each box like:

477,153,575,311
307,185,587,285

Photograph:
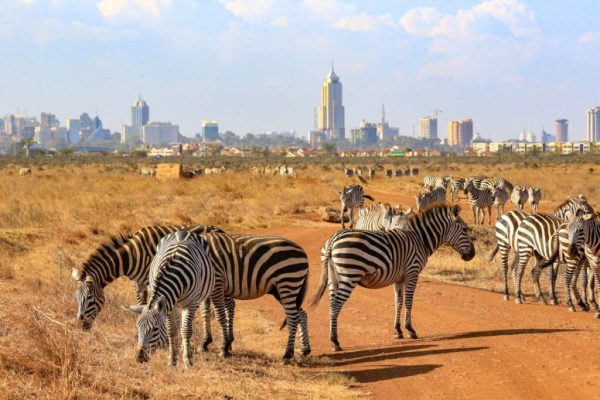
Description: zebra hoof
282,350,294,361
331,341,342,352
595,312,600,319
578,301,590,312
551,298,559,306
591,303,599,311
300,348,311,357
220,349,231,358
395,331,403,339
538,298,547,306
202,337,213,352
503,294,509,301
568,306,576,312
515,298,522,305
408,331,418,339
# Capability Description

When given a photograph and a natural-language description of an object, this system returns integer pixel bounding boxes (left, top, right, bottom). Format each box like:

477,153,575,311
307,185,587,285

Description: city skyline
1,1,600,140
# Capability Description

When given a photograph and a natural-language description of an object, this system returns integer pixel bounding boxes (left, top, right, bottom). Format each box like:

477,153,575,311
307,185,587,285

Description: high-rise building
419,117,438,140
66,119,81,145
132,97,149,128
519,131,536,143
587,106,600,142
318,65,345,140
201,120,219,141
3,115,16,136
555,119,568,143
0,118,4,134
142,122,179,145
40,112,58,129
350,120,378,145
376,104,399,140
447,119,473,147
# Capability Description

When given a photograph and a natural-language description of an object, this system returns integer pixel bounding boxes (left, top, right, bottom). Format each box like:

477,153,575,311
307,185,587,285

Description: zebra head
463,179,474,194
442,205,476,261
389,207,413,230
72,269,105,331
126,303,179,358
132,296,168,363
564,210,598,257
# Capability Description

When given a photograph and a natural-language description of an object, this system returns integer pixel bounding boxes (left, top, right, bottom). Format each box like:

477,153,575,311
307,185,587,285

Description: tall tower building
448,121,460,146
419,117,438,140
132,97,149,128
587,107,600,142
555,119,568,143
460,118,473,145
318,65,345,140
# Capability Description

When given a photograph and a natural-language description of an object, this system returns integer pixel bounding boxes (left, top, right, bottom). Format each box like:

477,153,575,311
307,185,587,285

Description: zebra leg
166,312,178,367
349,208,355,229
530,258,546,305
499,245,510,301
403,273,420,339
572,264,589,312
513,249,529,304
209,291,232,357
341,207,346,229
329,284,354,352
394,282,404,339
564,262,577,312
298,307,311,356
133,281,148,305
487,206,492,226
281,298,299,360
589,266,598,311
581,264,589,309
224,297,235,353
181,306,198,368
550,262,559,305
199,299,213,351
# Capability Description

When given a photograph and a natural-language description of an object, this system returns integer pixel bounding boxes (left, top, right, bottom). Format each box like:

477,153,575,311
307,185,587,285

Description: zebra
415,187,446,212
72,224,223,331
528,187,542,214
199,232,311,360
309,205,475,351
402,168,411,176
354,167,363,177
489,195,594,302
355,203,413,231
449,177,465,201
385,169,393,179
395,169,403,178
19,167,32,175
74,225,311,360
510,186,529,211
490,185,508,219
128,231,215,367
480,177,514,192
337,184,374,229
344,168,353,178
410,167,419,176
367,167,376,180
463,180,494,225
422,176,449,190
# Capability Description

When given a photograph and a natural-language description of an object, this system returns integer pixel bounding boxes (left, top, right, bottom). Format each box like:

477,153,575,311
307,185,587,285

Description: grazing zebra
489,195,594,302
310,205,475,350
449,177,465,201
480,177,514,191
463,180,494,225
528,187,542,214
129,231,215,367
395,169,403,177
511,186,529,211
410,167,419,176
140,167,156,177
367,167,376,180
415,187,446,212
385,169,393,179
19,167,31,175
402,168,411,176
199,232,311,359
355,203,413,231
72,224,224,331
422,176,448,190
491,185,508,219
344,168,353,178
337,184,374,229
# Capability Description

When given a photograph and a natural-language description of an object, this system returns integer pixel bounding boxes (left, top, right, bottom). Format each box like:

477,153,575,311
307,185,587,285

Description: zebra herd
252,165,296,178
343,166,419,180
71,170,600,371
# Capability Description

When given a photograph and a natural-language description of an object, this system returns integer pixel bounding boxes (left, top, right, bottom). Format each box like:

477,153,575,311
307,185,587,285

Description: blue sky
1,0,600,140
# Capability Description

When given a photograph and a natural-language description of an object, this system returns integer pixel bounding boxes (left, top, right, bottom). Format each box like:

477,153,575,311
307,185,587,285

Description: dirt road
237,225,600,400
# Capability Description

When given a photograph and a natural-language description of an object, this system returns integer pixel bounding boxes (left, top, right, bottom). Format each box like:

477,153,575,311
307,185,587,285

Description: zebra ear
451,204,461,217
405,207,413,215
71,268,83,281
125,305,145,314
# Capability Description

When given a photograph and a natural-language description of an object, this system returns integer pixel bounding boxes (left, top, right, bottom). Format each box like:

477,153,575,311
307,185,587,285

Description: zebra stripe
72,224,223,331
355,204,413,231
337,184,374,229
415,187,446,212
480,177,514,191
344,168,353,178
310,205,475,351
510,186,529,211
200,232,311,360
553,195,593,220
490,185,508,219
131,231,215,367
528,187,542,214
449,177,465,201
463,180,494,225
422,176,449,189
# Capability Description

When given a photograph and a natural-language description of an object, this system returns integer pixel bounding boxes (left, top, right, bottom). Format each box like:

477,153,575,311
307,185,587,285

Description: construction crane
418,109,442,119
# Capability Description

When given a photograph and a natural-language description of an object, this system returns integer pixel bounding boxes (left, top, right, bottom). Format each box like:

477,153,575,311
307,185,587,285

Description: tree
322,142,337,155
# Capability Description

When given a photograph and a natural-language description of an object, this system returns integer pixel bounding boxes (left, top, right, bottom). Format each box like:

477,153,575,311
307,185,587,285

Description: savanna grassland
0,155,599,399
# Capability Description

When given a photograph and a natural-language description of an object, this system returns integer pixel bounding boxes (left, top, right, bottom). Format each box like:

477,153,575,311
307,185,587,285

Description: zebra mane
407,204,459,225
80,233,134,276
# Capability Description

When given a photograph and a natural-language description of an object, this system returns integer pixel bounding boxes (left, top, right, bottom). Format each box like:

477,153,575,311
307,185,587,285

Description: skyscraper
587,107,600,142
447,119,473,147
201,120,219,141
448,121,460,146
318,65,345,140
419,117,438,140
132,97,149,128
555,119,568,143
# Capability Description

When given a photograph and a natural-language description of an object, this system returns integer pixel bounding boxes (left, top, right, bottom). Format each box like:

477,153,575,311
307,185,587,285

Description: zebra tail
364,194,375,202
488,243,499,261
309,243,338,309
279,272,309,330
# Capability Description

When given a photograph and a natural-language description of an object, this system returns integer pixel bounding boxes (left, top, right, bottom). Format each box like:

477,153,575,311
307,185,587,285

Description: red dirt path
236,224,600,400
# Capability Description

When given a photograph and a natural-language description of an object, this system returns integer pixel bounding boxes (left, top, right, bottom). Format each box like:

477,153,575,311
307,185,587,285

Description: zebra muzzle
137,346,150,363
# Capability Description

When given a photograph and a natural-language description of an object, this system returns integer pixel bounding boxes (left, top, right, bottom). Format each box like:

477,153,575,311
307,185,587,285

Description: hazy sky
1,0,600,140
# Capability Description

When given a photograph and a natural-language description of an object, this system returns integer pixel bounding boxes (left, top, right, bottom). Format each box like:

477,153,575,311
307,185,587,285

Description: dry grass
0,157,599,398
